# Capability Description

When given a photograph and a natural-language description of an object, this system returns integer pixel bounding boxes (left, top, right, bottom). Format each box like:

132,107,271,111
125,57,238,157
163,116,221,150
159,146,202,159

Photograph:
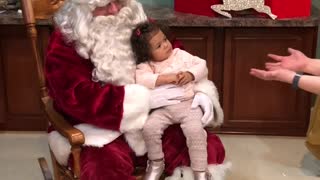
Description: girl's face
149,30,173,62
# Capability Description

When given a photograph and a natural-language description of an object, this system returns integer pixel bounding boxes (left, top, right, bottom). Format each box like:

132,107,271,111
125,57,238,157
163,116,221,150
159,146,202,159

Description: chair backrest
20,0,63,104
20,1,85,179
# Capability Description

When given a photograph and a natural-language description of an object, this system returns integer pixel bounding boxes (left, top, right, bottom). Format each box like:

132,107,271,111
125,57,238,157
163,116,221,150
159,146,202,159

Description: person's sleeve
177,49,208,82
135,63,159,89
45,30,125,131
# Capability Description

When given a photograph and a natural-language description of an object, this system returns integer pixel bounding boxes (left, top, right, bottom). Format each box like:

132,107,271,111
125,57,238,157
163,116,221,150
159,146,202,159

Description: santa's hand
150,84,184,109
191,92,213,126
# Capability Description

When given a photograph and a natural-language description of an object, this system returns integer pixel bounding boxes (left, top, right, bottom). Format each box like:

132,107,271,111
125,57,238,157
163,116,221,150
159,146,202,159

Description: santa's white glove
150,84,184,109
191,92,214,126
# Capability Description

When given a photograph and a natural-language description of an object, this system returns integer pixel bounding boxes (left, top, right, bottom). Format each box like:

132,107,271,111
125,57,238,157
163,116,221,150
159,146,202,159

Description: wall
313,0,320,57
139,0,173,8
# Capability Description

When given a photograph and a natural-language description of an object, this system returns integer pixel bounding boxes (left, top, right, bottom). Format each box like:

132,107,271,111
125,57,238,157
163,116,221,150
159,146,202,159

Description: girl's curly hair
131,21,171,64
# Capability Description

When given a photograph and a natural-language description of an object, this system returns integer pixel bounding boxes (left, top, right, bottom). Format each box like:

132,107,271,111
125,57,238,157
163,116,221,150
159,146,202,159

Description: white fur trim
120,84,150,132
48,131,71,166
165,162,232,180
124,131,147,156
194,79,224,127
75,124,121,147
48,124,121,166
208,162,232,180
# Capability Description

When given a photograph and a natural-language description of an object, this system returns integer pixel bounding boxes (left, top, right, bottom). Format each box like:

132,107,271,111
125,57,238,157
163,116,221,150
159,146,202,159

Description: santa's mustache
87,8,139,85
90,6,139,29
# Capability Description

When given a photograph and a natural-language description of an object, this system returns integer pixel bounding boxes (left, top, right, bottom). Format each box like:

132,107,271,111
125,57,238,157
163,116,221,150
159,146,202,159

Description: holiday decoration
264,0,310,18
174,0,222,17
211,0,277,19
174,0,310,19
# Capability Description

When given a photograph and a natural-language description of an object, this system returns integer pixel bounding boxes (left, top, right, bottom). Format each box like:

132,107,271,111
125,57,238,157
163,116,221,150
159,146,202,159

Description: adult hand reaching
266,48,309,72
250,68,295,83
191,92,213,126
149,84,184,109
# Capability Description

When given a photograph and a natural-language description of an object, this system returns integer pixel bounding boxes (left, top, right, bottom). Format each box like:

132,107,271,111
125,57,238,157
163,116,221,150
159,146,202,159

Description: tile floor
0,132,319,180
222,135,320,180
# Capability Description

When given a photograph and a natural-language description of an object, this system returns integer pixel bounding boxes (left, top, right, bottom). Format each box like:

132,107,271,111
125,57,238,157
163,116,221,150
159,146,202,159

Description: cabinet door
0,38,5,129
0,25,50,131
222,28,316,135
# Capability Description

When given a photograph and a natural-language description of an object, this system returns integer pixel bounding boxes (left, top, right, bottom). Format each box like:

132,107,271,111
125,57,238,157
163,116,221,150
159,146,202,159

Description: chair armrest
44,98,85,146
43,98,84,178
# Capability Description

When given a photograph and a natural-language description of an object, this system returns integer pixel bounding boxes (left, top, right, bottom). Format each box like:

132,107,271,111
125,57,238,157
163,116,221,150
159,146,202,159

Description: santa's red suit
46,0,230,179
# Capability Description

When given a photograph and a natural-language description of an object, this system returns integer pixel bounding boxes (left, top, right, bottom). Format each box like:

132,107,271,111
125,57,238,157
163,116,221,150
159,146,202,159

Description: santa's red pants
75,125,225,180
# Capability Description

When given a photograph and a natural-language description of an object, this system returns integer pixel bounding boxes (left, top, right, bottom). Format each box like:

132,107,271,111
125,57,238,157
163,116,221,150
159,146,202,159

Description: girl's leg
142,109,172,180
179,106,208,172
161,104,225,176
142,109,172,161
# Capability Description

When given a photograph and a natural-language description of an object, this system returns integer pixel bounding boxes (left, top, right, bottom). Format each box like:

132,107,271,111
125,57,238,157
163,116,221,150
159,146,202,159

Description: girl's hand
266,48,309,72
177,71,194,86
166,74,179,84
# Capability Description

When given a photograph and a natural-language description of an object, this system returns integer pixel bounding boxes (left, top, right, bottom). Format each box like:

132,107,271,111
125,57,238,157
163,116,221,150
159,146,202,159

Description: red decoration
174,0,311,19
264,0,311,18
174,0,222,17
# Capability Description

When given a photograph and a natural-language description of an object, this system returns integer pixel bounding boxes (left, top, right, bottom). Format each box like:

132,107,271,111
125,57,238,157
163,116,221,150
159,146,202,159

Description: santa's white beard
75,4,147,85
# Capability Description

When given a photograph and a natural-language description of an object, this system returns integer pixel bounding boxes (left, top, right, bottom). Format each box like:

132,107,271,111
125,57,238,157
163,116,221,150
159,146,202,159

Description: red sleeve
45,30,124,131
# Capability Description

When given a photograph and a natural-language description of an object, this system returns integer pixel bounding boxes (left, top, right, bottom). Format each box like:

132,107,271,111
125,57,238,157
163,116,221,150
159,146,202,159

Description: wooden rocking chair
20,0,145,179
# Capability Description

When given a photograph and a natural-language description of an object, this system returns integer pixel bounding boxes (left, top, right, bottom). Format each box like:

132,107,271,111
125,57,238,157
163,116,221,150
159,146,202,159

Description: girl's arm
177,49,208,82
155,74,178,86
136,63,178,88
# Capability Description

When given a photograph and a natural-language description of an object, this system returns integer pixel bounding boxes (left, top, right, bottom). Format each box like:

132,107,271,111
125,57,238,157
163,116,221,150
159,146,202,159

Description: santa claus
46,0,230,179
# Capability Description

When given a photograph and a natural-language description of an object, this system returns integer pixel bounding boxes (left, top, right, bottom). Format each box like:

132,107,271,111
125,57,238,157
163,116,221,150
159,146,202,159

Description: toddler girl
131,21,211,180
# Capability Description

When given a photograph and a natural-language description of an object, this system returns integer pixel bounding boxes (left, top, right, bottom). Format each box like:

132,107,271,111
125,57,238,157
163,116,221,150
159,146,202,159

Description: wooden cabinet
222,28,315,135
0,25,50,130
0,24,317,135
172,27,317,136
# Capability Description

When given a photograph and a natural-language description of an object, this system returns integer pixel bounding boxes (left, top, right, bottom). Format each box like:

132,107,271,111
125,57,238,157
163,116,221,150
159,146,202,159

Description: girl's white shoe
194,171,212,180
143,160,165,180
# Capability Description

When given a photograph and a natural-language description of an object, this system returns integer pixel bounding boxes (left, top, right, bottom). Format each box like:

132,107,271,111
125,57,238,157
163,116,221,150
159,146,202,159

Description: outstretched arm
250,68,320,95
298,75,320,94
302,58,320,76
266,48,320,76
250,68,320,94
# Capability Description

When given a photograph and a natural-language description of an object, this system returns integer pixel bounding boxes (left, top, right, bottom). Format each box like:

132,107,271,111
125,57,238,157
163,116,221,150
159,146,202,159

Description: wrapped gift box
174,0,222,17
174,0,311,18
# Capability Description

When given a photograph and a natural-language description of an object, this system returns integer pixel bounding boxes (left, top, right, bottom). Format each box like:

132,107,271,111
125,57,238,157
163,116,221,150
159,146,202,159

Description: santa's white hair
54,0,147,85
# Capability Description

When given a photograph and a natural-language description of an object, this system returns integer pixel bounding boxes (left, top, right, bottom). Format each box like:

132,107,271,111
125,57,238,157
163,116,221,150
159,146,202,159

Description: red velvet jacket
46,30,125,131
